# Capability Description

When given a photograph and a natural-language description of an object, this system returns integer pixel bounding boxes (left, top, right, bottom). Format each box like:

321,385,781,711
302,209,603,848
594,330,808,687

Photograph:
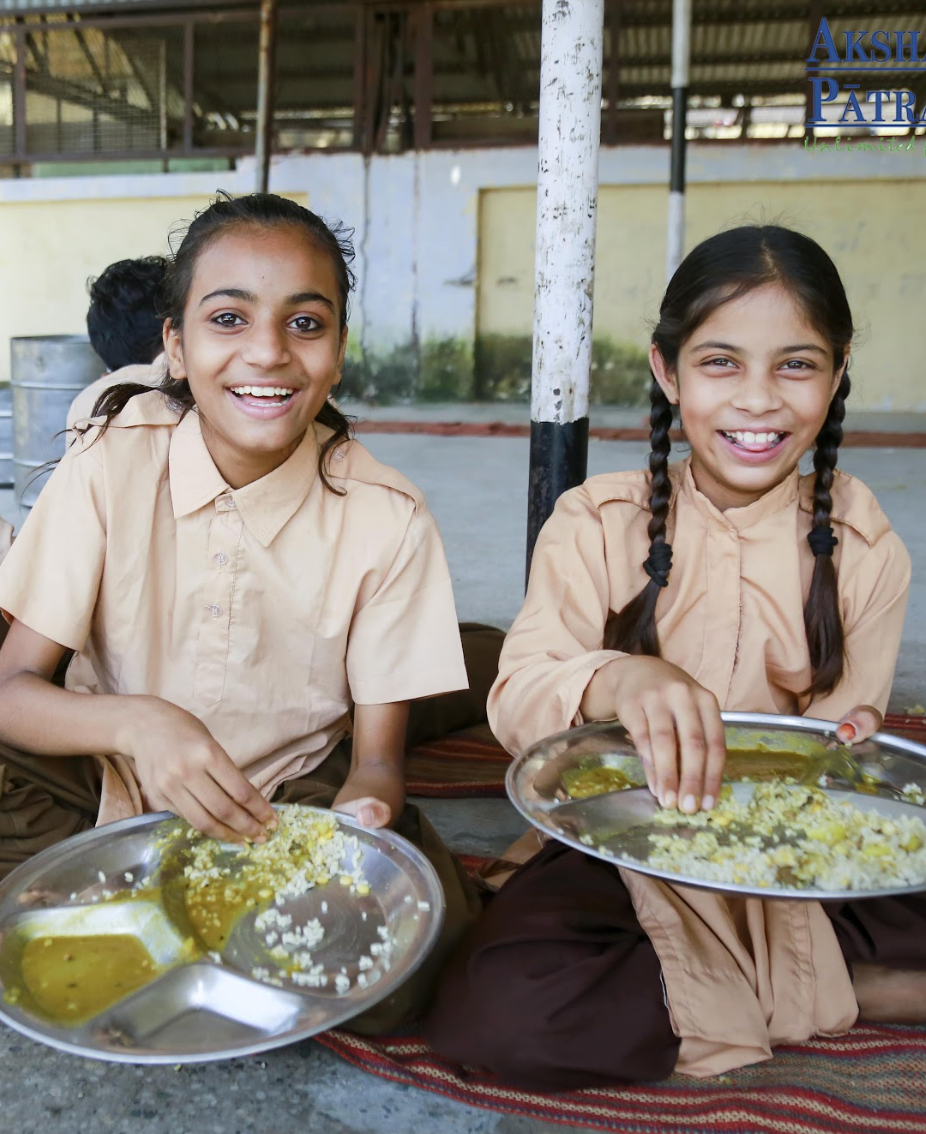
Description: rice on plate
635,782,926,892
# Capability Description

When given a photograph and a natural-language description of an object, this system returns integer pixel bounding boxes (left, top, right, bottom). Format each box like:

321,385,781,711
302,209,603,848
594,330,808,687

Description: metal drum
10,336,103,510
0,384,12,488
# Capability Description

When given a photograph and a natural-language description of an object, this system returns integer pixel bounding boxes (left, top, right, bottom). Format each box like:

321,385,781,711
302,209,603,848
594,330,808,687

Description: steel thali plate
0,807,444,1063
507,712,926,901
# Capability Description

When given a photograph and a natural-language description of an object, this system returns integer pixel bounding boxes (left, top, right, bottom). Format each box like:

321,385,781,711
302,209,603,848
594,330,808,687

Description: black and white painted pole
526,0,605,581
666,0,691,280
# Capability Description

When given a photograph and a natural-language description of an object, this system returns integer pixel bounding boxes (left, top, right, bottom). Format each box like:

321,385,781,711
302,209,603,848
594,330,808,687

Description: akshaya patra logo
805,17,926,152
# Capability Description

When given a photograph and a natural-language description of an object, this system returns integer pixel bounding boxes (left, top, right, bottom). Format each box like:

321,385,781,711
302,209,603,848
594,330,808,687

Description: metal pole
255,0,279,193
526,0,604,580
666,0,691,280
183,20,194,153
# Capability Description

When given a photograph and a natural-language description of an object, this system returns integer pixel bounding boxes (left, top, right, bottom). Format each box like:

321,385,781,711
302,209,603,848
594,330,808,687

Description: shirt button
208,604,223,619
217,495,236,511
214,552,229,566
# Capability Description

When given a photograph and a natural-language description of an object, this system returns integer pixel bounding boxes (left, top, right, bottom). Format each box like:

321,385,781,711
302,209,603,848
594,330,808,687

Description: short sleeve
487,486,633,756
0,438,107,650
808,528,911,722
346,503,466,704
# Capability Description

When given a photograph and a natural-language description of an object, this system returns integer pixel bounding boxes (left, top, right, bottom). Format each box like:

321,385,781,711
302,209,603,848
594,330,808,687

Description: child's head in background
86,255,168,371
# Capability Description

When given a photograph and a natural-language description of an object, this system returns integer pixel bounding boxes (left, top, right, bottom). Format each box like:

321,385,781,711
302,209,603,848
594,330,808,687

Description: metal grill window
24,26,179,155
0,74,12,157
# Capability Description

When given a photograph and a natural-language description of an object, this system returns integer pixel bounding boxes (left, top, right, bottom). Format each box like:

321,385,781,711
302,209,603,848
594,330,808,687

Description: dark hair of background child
87,192,355,495
86,255,168,372
603,224,853,698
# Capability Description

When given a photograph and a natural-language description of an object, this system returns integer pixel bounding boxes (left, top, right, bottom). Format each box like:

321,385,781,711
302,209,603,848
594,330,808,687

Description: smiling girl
0,193,480,1030
426,225,926,1084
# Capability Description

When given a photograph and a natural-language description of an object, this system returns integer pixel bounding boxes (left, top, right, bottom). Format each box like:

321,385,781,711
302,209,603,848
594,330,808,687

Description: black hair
86,255,167,371
604,225,853,698
87,192,356,494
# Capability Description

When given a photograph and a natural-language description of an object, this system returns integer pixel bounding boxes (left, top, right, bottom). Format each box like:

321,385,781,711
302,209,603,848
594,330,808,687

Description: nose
240,317,291,370
730,368,784,416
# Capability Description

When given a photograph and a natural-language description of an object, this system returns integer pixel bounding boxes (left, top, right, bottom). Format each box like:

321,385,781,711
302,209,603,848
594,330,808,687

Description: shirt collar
169,410,319,546
679,457,800,533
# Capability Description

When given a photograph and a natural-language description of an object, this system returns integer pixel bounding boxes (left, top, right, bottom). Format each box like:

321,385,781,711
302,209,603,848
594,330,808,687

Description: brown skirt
424,840,926,1091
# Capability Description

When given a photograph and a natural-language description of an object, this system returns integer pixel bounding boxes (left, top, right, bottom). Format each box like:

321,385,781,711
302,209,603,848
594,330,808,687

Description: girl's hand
123,696,277,843
583,656,726,813
332,760,405,829
835,704,883,746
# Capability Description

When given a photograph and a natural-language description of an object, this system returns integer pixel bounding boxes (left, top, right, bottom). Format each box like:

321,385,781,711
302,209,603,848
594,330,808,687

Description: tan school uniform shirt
66,353,166,438
0,391,467,825
0,516,11,570
489,458,911,1078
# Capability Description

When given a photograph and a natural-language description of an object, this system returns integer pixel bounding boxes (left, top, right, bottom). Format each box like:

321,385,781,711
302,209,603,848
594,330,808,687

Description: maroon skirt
424,840,926,1091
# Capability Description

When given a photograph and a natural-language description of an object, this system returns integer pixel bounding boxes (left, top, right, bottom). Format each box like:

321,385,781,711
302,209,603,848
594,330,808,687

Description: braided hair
84,192,356,495
603,378,674,655
604,225,853,697
803,365,850,694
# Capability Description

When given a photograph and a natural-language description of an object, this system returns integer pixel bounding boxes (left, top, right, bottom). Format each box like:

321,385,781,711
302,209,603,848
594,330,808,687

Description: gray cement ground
0,431,924,1134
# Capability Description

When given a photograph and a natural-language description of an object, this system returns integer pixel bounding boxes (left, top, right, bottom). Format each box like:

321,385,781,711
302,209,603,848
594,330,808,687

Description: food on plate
1,806,396,1025
562,765,634,799
639,782,926,891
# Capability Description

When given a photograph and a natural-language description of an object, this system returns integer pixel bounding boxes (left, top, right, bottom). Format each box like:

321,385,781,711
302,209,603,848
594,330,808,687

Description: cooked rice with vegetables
169,805,393,992
635,783,926,891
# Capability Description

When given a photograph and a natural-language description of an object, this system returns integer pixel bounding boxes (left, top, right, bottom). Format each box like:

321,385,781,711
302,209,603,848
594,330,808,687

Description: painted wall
0,145,924,409
479,179,926,412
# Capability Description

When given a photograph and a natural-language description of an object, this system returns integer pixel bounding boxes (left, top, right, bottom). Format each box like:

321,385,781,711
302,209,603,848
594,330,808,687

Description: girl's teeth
724,430,782,448
230,386,294,397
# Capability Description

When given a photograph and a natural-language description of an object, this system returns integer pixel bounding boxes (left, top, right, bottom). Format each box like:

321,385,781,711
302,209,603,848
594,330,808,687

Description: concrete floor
1,434,924,1134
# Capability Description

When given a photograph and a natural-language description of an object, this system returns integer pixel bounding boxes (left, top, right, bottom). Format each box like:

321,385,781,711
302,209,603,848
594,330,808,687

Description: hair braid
803,367,850,696
603,380,675,654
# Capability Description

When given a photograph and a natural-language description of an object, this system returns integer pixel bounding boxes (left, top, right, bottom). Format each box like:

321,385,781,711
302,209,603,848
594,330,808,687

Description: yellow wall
0,193,307,385
478,181,926,411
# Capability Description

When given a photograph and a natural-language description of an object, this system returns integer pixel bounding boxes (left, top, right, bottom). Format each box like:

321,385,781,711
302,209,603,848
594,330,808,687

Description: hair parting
603,225,853,696
79,191,356,495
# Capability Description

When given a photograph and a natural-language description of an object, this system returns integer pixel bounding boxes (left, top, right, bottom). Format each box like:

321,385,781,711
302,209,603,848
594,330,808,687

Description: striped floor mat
316,1024,926,1134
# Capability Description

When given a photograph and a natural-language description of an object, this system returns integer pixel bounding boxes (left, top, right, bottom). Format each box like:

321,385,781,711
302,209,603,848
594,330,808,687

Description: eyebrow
690,339,828,355
198,287,336,312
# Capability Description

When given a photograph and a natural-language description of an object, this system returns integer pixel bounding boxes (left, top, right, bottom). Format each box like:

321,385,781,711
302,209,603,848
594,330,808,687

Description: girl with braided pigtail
427,225,926,1088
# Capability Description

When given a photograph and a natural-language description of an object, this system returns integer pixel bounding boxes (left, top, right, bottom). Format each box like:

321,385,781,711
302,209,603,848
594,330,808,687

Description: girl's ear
337,325,348,373
649,343,679,405
832,349,850,396
164,319,186,381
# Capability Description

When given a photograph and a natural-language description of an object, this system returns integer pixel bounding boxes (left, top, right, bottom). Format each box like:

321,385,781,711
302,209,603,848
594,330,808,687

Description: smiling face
164,223,347,488
650,283,847,512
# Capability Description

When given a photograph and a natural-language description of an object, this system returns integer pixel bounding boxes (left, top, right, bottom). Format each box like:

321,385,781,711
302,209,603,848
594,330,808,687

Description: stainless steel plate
507,712,926,900
0,807,444,1063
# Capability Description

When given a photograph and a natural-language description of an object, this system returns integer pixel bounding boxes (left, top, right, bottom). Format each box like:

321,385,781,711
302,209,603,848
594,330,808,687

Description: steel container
11,335,103,510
